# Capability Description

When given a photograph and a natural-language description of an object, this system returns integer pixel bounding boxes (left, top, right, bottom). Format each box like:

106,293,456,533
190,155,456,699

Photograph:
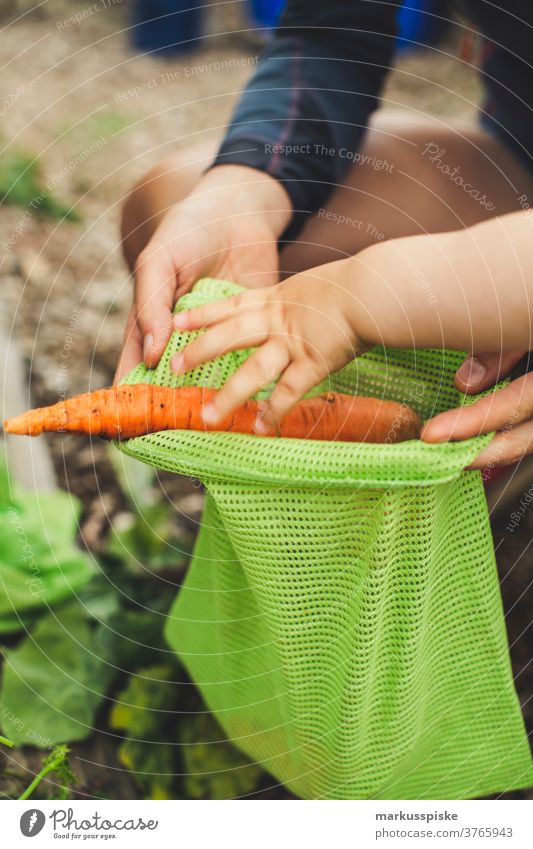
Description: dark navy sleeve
211,0,400,227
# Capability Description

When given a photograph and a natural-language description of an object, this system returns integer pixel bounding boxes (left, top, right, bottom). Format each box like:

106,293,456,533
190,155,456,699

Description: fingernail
171,352,184,373
173,313,188,329
457,356,487,386
255,402,276,435
254,414,270,435
143,333,154,362
202,403,218,425
420,423,443,443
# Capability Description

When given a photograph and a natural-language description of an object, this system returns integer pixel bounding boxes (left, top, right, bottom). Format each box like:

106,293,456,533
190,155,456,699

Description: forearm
212,0,398,222
352,211,533,352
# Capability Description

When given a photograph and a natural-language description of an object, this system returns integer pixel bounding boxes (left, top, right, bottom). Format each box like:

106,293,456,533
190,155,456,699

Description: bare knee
121,141,218,270
365,111,530,225
282,111,531,275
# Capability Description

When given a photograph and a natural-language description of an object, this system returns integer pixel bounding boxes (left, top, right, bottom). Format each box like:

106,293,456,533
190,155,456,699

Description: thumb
454,351,526,394
134,243,177,368
114,305,142,384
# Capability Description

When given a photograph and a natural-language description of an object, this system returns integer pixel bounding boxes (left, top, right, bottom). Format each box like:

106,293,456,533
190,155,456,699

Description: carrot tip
3,415,27,435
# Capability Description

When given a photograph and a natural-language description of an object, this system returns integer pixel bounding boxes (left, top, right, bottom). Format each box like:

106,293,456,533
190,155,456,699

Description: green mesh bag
120,279,533,799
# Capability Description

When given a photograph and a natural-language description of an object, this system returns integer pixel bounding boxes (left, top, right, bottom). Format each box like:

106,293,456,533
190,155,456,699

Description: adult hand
115,165,292,382
423,351,533,468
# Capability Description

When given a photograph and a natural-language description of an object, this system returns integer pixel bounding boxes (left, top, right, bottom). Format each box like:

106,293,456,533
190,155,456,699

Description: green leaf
0,606,109,746
110,665,179,799
107,502,189,575
0,464,95,633
110,664,178,736
77,576,121,622
0,612,38,635
0,460,12,506
107,447,158,510
180,713,263,800
120,739,175,800
0,149,79,220
96,608,169,672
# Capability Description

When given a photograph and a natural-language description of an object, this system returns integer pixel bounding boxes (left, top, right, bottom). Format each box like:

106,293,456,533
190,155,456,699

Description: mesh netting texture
119,279,533,799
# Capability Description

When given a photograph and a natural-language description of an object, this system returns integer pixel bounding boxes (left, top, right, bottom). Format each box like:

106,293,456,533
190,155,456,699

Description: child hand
171,260,370,433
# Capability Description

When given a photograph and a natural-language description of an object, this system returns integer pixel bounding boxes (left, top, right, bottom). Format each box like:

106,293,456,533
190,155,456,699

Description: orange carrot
3,384,422,443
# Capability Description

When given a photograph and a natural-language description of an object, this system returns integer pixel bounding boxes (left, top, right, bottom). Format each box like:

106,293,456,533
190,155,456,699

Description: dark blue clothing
212,1,533,232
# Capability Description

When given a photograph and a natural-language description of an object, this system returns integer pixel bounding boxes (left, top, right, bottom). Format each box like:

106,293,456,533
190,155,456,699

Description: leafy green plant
0,458,95,634
0,447,269,799
59,110,131,147
18,745,75,801
107,447,191,578
96,607,170,672
180,713,263,800
0,606,109,746
0,149,79,220
0,737,74,800
110,665,179,799
109,665,264,800
107,502,190,576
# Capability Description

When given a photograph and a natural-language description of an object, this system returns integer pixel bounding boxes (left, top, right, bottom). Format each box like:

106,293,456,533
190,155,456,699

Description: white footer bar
2,798,532,848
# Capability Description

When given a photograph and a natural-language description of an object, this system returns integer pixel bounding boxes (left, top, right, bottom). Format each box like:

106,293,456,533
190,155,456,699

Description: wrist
342,247,389,349
195,164,293,238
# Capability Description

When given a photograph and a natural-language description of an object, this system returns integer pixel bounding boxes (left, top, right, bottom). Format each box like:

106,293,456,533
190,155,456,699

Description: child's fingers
422,373,533,443
203,342,289,425
173,298,240,332
259,362,321,431
171,313,270,374
173,289,267,332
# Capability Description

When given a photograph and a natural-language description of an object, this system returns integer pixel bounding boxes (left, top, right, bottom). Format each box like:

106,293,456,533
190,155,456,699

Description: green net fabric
119,279,533,799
